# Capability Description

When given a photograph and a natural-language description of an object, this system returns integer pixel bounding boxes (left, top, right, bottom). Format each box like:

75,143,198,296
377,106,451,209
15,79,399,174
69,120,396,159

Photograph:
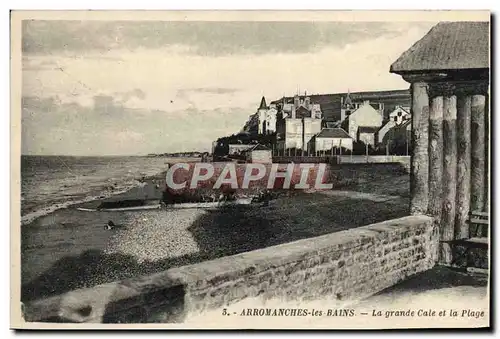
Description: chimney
291,105,296,119
294,94,300,108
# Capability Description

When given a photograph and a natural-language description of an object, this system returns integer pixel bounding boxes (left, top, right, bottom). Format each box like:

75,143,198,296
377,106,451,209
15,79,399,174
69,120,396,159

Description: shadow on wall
101,280,186,323
22,180,410,303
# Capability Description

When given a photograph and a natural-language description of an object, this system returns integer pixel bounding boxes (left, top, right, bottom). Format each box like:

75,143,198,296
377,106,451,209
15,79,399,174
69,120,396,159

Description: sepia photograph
10,10,490,329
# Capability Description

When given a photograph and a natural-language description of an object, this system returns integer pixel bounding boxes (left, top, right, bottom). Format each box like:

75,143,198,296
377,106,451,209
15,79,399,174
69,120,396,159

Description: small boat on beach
76,198,254,212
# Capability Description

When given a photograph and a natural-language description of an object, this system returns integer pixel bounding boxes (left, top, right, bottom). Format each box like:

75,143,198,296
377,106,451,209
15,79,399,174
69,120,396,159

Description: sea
20,155,172,225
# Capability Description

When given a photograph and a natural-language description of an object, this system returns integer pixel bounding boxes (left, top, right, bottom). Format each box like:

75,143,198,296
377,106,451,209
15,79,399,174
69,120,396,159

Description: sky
21,20,437,156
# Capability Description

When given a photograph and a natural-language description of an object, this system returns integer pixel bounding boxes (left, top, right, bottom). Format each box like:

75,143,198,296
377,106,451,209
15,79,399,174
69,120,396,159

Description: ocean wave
19,171,168,226
20,182,142,226
20,156,192,226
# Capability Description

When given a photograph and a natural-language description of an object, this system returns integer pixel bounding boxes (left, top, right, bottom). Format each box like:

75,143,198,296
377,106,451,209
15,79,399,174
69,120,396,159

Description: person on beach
104,220,115,230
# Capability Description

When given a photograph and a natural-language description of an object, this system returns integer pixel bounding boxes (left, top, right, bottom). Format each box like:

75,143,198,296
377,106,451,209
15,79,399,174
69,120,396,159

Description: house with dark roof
309,128,353,153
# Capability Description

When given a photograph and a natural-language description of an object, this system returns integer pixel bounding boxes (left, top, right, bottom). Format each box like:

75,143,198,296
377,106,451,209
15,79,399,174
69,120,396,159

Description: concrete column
441,92,457,264
484,89,490,215
471,94,486,214
455,92,472,239
410,82,430,215
428,95,443,222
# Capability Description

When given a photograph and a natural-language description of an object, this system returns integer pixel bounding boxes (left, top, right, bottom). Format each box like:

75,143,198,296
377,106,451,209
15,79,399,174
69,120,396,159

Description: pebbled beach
21,162,409,303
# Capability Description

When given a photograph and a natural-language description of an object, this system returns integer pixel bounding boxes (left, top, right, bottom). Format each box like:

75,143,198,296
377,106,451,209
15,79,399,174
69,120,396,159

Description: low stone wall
271,155,410,171
24,215,437,324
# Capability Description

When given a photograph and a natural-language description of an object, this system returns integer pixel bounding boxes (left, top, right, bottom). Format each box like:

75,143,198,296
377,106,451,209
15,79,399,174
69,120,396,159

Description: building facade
388,106,411,125
242,96,278,135
341,101,383,142
270,89,410,124
357,126,379,146
276,93,323,152
228,144,255,155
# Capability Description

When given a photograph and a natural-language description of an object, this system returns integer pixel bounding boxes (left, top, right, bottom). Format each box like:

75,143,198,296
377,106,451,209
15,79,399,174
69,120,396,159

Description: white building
342,101,383,140
228,144,254,155
388,106,411,125
255,97,278,134
276,93,323,152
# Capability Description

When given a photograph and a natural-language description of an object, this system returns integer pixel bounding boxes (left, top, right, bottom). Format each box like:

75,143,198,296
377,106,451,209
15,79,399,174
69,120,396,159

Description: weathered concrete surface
23,215,437,324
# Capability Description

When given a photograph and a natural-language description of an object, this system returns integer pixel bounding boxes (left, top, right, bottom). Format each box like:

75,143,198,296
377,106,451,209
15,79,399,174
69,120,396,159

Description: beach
20,156,195,300
21,161,409,303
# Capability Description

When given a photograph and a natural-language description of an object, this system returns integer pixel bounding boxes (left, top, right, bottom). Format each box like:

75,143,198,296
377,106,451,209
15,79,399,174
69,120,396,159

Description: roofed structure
250,143,270,151
390,20,490,266
325,121,341,129
390,21,489,74
259,96,268,110
316,128,351,139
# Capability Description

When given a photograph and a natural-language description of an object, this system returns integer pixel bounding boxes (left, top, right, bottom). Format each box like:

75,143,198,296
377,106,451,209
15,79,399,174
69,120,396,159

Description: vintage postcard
11,10,491,330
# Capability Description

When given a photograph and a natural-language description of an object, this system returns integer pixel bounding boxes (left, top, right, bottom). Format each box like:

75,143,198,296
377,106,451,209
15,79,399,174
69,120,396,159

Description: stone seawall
24,215,437,324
